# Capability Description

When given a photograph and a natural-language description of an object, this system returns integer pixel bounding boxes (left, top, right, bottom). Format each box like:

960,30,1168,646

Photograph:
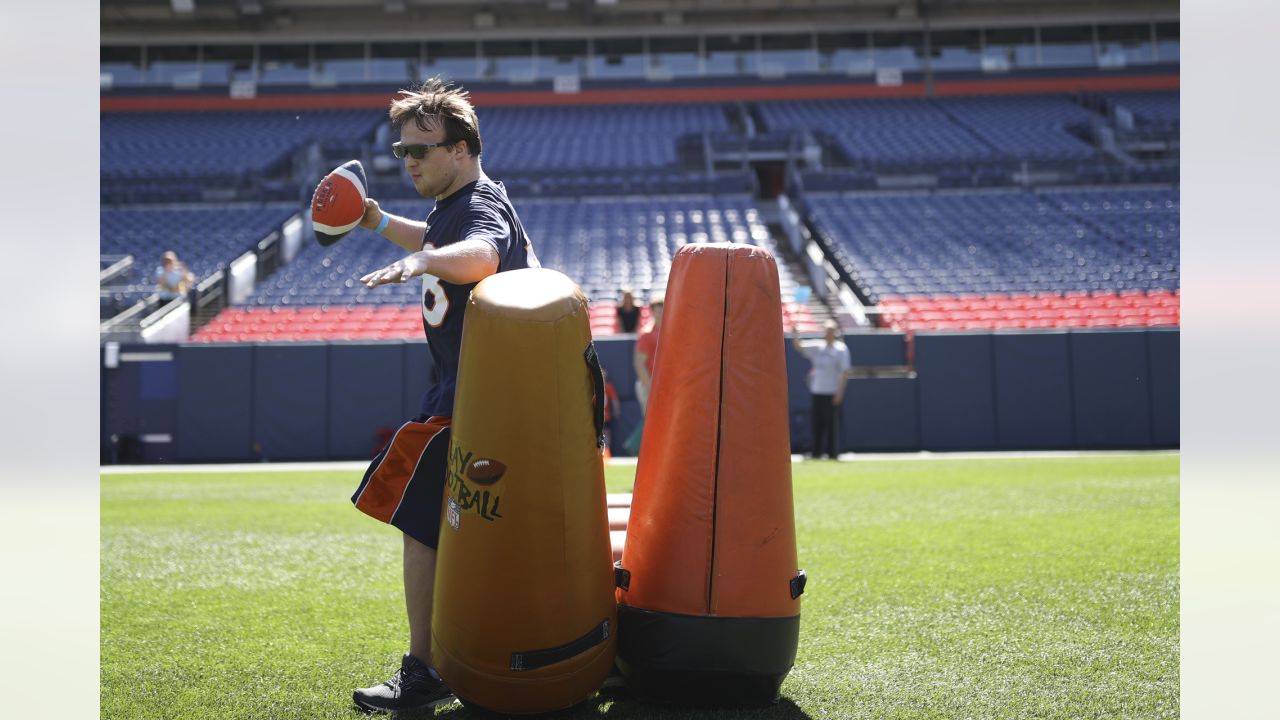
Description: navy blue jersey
418,177,539,416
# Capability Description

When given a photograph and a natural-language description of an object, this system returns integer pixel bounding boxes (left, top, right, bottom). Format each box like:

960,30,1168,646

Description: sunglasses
391,140,458,160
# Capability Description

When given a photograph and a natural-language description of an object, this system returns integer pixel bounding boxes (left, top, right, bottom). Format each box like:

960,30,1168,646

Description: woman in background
156,250,195,303
616,287,640,333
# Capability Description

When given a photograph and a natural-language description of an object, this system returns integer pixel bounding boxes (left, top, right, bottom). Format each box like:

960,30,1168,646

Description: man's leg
810,395,825,458
351,415,453,713
352,534,450,713
404,533,436,663
825,397,839,459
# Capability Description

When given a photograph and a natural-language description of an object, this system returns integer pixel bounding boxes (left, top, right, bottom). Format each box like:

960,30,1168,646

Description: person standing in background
632,294,664,416
792,320,852,460
601,369,621,454
616,287,640,334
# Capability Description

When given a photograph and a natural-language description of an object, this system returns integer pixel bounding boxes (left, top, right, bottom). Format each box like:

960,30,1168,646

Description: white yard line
100,461,372,475
820,449,1179,462
100,449,1176,475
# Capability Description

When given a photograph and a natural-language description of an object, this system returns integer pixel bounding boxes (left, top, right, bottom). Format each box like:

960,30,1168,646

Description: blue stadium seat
806,186,1180,300
245,195,802,310
100,110,385,200
100,205,299,286
477,103,730,174
757,95,1102,167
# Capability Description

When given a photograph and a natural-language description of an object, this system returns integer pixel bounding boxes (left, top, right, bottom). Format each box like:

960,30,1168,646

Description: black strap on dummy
614,561,631,591
584,342,606,449
510,618,611,672
790,569,807,600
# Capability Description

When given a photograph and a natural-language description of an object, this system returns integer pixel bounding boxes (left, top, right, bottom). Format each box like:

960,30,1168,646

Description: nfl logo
447,498,461,530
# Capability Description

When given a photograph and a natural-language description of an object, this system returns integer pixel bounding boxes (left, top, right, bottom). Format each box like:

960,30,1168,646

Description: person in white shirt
792,320,852,459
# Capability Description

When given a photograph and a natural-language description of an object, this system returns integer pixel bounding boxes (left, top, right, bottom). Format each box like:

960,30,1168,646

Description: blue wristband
374,213,391,234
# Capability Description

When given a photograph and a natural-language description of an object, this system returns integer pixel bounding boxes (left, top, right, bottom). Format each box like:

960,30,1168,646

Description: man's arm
634,333,654,390
833,348,853,405
361,238,499,288
634,349,651,389
358,198,427,253
791,330,809,357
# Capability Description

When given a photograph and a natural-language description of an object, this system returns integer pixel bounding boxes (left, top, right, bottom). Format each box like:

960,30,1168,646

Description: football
465,458,507,485
311,159,368,245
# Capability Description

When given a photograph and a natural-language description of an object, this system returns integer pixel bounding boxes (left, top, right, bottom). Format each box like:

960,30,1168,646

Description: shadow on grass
394,686,812,720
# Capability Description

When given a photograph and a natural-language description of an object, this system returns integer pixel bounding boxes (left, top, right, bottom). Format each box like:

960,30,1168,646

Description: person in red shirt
632,294,664,415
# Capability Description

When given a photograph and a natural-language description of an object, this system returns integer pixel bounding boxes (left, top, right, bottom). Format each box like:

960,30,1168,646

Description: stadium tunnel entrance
754,161,787,199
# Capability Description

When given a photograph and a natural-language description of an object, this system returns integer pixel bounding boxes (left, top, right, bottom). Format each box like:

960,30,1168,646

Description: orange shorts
351,415,452,548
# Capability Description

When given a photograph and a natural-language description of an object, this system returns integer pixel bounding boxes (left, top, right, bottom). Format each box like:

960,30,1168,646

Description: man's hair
388,77,482,158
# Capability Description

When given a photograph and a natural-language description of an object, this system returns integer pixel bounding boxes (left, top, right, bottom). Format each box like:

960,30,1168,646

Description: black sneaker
353,653,454,714
601,664,627,690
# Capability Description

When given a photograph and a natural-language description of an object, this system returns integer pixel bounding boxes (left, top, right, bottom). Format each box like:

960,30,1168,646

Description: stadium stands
101,110,385,202
935,95,1099,163
100,205,300,283
191,194,820,342
757,94,1101,169
1103,90,1180,146
758,98,998,166
804,186,1178,330
478,103,730,173
1106,91,1179,128
876,289,1179,332
101,88,1177,342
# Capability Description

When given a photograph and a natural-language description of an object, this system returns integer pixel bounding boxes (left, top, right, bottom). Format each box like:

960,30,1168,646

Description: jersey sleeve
458,202,512,257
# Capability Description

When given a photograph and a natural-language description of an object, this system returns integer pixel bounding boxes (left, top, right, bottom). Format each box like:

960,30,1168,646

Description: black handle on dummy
584,342,606,449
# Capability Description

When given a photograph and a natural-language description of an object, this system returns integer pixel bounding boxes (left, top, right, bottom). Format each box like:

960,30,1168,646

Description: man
792,320,852,460
343,78,538,713
632,294,664,415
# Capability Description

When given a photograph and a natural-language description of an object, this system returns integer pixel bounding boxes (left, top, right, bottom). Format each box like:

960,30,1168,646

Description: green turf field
101,454,1178,719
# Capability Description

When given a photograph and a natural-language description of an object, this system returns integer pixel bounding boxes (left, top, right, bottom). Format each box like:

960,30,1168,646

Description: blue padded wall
102,344,180,463
841,377,920,451
589,337,641,455
328,343,407,459
846,332,907,367
611,399,644,457
1146,329,1179,447
402,340,435,420
992,332,1075,449
785,342,813,453
252,343,329,460
915,333,998,450
113,328,1176,465
1070,330,1153,448
175,344,253,461
594,337,637,401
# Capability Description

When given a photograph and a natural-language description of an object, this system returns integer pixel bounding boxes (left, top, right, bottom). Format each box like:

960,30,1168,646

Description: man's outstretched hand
361,251,431,288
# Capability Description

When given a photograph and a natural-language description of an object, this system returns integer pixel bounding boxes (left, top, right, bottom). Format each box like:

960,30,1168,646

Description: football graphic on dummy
466,458,507,485
311,160,368,246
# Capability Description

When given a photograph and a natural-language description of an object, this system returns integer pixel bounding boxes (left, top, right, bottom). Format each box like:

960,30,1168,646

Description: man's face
400,120,461,199
824,326,838,343
652,304,664,326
